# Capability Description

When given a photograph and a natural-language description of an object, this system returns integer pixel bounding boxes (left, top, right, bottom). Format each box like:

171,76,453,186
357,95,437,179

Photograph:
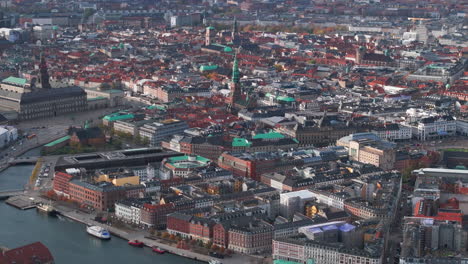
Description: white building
371,124,412,141
456,119,468,136
0,126,17,148
273,239,381,264
139,119,188,146
308,190,346,210
115,200,142,225
280,190,316,219
408,116,456,141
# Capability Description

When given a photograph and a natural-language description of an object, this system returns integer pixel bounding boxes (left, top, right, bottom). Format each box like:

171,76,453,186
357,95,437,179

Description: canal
0,148,199,264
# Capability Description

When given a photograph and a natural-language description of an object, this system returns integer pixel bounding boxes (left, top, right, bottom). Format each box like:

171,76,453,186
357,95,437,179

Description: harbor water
0,148,199,264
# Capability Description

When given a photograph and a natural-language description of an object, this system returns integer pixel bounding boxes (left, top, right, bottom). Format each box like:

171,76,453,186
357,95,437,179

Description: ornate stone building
0,55,87,120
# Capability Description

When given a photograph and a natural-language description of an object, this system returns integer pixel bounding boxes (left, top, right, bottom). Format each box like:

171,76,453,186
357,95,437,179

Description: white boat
86,226,111,240
209,260,222,264
36,201,57,216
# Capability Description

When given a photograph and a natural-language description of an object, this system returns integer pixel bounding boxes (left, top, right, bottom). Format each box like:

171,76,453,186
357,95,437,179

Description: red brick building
213,223,230,248
228,222,274,254
124,185,145,199
140,203,175,228
53,172,74,197
189,217,213,242
69,127,106,146
218,152,298,181
68,180,126,211
167,213,192,238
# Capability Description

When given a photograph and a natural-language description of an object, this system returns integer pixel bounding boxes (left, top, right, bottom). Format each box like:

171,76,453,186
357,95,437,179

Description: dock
5,196,37,210
0,189,25,200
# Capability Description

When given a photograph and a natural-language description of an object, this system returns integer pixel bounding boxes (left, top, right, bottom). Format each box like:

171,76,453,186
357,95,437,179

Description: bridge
0,189,25,200
8,157,40,165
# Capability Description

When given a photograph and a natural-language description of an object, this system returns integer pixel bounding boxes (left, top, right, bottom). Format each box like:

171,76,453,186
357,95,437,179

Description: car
209,252,224,259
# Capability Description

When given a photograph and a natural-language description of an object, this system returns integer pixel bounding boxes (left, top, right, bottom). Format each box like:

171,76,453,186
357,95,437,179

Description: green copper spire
232,53,240,83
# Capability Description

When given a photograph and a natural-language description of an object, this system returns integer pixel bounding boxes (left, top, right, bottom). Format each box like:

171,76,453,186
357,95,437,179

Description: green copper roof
167,155,210,168
253,132,285,140
103,112,134,122
200,65,218,72
107,89,124,94
232,53,240,83
274,260,303,264
212,44,233,53
87,96,106,101
232,138,251,147
277,96,296,102
44,135,70,147
206,26,215,30
146,104,166,110
2,76,27,86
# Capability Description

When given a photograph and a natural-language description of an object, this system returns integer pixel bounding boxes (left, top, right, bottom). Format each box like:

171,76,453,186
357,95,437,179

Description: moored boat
86,226,111,240
209,260,222,264
152,246,166,254
128,240,144,247
36,202,57,216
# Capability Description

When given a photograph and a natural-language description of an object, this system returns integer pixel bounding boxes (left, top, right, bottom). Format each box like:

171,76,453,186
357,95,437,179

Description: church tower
231,17,239,44
355,46,365,65
228,53,242,108
38,53,51,89
205,26,215,46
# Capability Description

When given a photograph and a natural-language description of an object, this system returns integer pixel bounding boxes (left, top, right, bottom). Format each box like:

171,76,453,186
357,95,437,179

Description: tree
83,8,96,21
169,234,176,241
141,137,150,146
111,82,122,90
99,82,111,90
162,232,170,239
204,241,213,249
211,244,219,251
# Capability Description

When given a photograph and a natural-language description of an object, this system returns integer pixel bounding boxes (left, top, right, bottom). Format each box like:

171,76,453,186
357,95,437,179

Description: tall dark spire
231,17,239,44
228,51,242,111
39,52,51,89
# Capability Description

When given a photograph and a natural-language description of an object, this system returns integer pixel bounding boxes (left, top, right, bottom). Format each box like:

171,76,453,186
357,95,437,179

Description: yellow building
96,174,140,186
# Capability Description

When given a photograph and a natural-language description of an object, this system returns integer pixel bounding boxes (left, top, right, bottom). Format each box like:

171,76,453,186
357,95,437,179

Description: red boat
128,240,144,247
152,247,166,254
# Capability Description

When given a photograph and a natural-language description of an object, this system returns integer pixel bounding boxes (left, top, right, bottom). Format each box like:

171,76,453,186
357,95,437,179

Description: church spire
232,52,240,83
228,51,242,112
39,52,51,89
231,17,239,44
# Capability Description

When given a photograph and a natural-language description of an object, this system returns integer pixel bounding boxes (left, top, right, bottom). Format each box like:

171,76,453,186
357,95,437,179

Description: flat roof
2,76,28,86
87,96,107,101
280,190,314,199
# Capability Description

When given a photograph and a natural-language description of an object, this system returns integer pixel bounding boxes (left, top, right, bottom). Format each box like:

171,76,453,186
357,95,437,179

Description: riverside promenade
53,203,264,264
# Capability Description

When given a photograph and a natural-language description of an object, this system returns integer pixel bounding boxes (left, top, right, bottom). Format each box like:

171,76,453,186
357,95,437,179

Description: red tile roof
0,242,54,264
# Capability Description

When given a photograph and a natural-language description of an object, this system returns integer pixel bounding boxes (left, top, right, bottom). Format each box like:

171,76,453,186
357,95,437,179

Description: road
396,135,468,151
0,125,67,169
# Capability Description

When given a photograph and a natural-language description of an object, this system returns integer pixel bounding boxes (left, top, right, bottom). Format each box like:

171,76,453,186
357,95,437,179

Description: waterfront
0,149,200,264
